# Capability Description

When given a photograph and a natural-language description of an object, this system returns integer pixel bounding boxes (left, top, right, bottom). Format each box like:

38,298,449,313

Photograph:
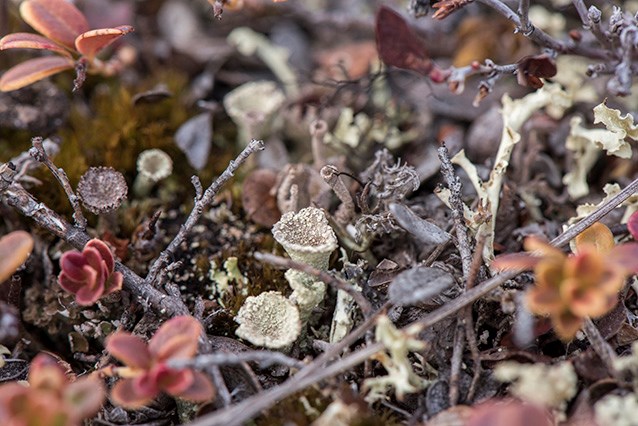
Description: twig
477,0,610,60
449,320,465,405
582,317,618,379
146,140,264,284
210,365,232,407
254,251,373,315
187,270,519,426
438,144,475,405
437,144,474,278
29,137,87,229
1,182,190,316
517,0,531,35
464,235,486,401
170,351,306,370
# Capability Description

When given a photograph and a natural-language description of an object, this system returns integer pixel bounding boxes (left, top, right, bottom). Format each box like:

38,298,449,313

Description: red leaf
75,25,134,59
0,32,71,56
20,0,89,49
149,316,202,362
491,252,540,271
0,55,74,91
106,331,152,370
175,370,215,402
628,210,638,241
611,242,638,274
65,377,105,420
375,6,433,76
110,378,157,408
85,239,115,273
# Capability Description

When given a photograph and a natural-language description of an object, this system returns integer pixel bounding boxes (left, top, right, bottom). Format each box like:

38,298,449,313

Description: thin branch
146,140,264,284
437,144,474,279
188,270,519,426
170,351,306,370
1,183,190,316
254,251,373,315
517,0,531,35
582,317,619,379
477,0,610,60
29,137,87,229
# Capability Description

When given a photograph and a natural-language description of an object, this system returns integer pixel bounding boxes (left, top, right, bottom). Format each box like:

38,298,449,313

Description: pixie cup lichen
272,206,338,272
235,291,301,349
133,149,173,197
272,207,338,322
223,80,285,145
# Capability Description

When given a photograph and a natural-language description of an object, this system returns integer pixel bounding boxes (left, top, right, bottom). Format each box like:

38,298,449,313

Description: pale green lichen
595,394,638,426
437,83,572,263
226,27,299,97
363,315,428,403
208,257,248,301
286,269,326,324
494,361,577,414
563,102,638,199
223,80,286,146
235,291,301,349
273,207,338,325
133,148,173,197
273,207,338,271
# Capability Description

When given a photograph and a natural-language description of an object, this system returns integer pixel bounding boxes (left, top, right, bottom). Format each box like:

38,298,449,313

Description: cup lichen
235,291,301,349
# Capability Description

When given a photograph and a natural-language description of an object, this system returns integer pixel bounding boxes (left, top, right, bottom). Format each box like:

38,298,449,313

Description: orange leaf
20,0,89,49
491,252,540,271
574,222,615,254
0,32,71,56
75,25,134,59
0,230,34,282
0,56,74,91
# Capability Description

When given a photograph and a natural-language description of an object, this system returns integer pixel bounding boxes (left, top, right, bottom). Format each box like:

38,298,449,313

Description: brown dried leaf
0,56,74,91
375,6,432,76
0,32,71,56
517,54,557,89
0,231,34,284
20,0,89,49
74,25,134,59
242,169,280,227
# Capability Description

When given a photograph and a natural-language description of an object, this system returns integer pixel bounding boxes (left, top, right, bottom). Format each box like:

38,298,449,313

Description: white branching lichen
494,361,577,413
235,291,301,349
363,315,428,403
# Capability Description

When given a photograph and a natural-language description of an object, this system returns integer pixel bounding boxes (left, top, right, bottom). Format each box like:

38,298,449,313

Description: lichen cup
235,291,301,349
272,206,338,272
